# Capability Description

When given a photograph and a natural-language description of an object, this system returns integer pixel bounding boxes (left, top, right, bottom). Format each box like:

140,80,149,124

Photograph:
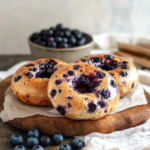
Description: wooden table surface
0,55,83,150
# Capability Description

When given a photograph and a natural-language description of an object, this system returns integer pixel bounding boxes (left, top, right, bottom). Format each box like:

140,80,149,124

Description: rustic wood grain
1,76,150,138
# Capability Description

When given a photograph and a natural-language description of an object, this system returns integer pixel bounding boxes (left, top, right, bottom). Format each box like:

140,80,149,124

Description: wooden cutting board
1,76,150,137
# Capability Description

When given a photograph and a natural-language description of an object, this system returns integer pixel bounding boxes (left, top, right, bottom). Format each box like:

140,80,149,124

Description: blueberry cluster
10,129,83,150
30,24,86,48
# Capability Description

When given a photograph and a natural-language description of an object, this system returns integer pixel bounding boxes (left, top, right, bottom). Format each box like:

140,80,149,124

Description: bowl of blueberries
28,24,94,63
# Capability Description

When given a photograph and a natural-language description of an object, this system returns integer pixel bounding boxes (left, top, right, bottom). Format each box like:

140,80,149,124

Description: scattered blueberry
98,101,106,108
55,80,62,85
32,145,43,150
10,134,23,147
63,74,68,78
91,57,100,63
120,71,128,77
57,106,66,115
73,65,80,69
14,145,26,150
14,75,22,82
105,55,114,60
120,64,129,69
120,61,128,64
51,89,57,98
67,70,74,76
92,81,99,88
81,59,89,64
59,144,71,150
110,80,117,88
27,137,39,148
40,135,51,147
87,102,97,112
95,71,105,78
71,138,83,150
25,72,33,78
28,129,40,138
53,134,64,145
98,89,110,99
131,83,134,88
26,64,35,67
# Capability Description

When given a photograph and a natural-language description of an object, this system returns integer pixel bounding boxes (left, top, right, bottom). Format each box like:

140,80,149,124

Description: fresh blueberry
68,36,77,45
62,37,68,43
120,71,128,77
32,145,43,150
64,30,71,37
10,134,23,147
48,41,57,48
55,37,63,43
53,134,64,145
59,42,69,48
48,29,54,36
40,135,51,147
47,37,54,42
30,33,39,42
59,144,71,150
14,145,26,150
40,29,49,37
14,75,22,82
71,138,83,150
98,89,110,99
72,30,82,39
27,137,39,148
56,24,64,30
76,37,86,46
28,129,40,138
105,55,114,60
38,41,47,46
55,31,64,37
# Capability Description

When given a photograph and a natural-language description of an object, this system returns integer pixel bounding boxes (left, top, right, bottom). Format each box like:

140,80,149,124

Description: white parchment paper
0,83,148,122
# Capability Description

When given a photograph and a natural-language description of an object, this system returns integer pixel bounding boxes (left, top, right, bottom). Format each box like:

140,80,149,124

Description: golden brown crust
47,63,120,120
11,58,67,106
76,54,139,97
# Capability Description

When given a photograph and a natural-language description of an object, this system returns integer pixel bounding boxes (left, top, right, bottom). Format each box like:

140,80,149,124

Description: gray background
0,0,150,54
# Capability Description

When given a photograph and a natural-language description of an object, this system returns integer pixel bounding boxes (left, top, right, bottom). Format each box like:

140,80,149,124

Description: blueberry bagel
76,54,139,97
11,58,67,106
47,63,120,120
